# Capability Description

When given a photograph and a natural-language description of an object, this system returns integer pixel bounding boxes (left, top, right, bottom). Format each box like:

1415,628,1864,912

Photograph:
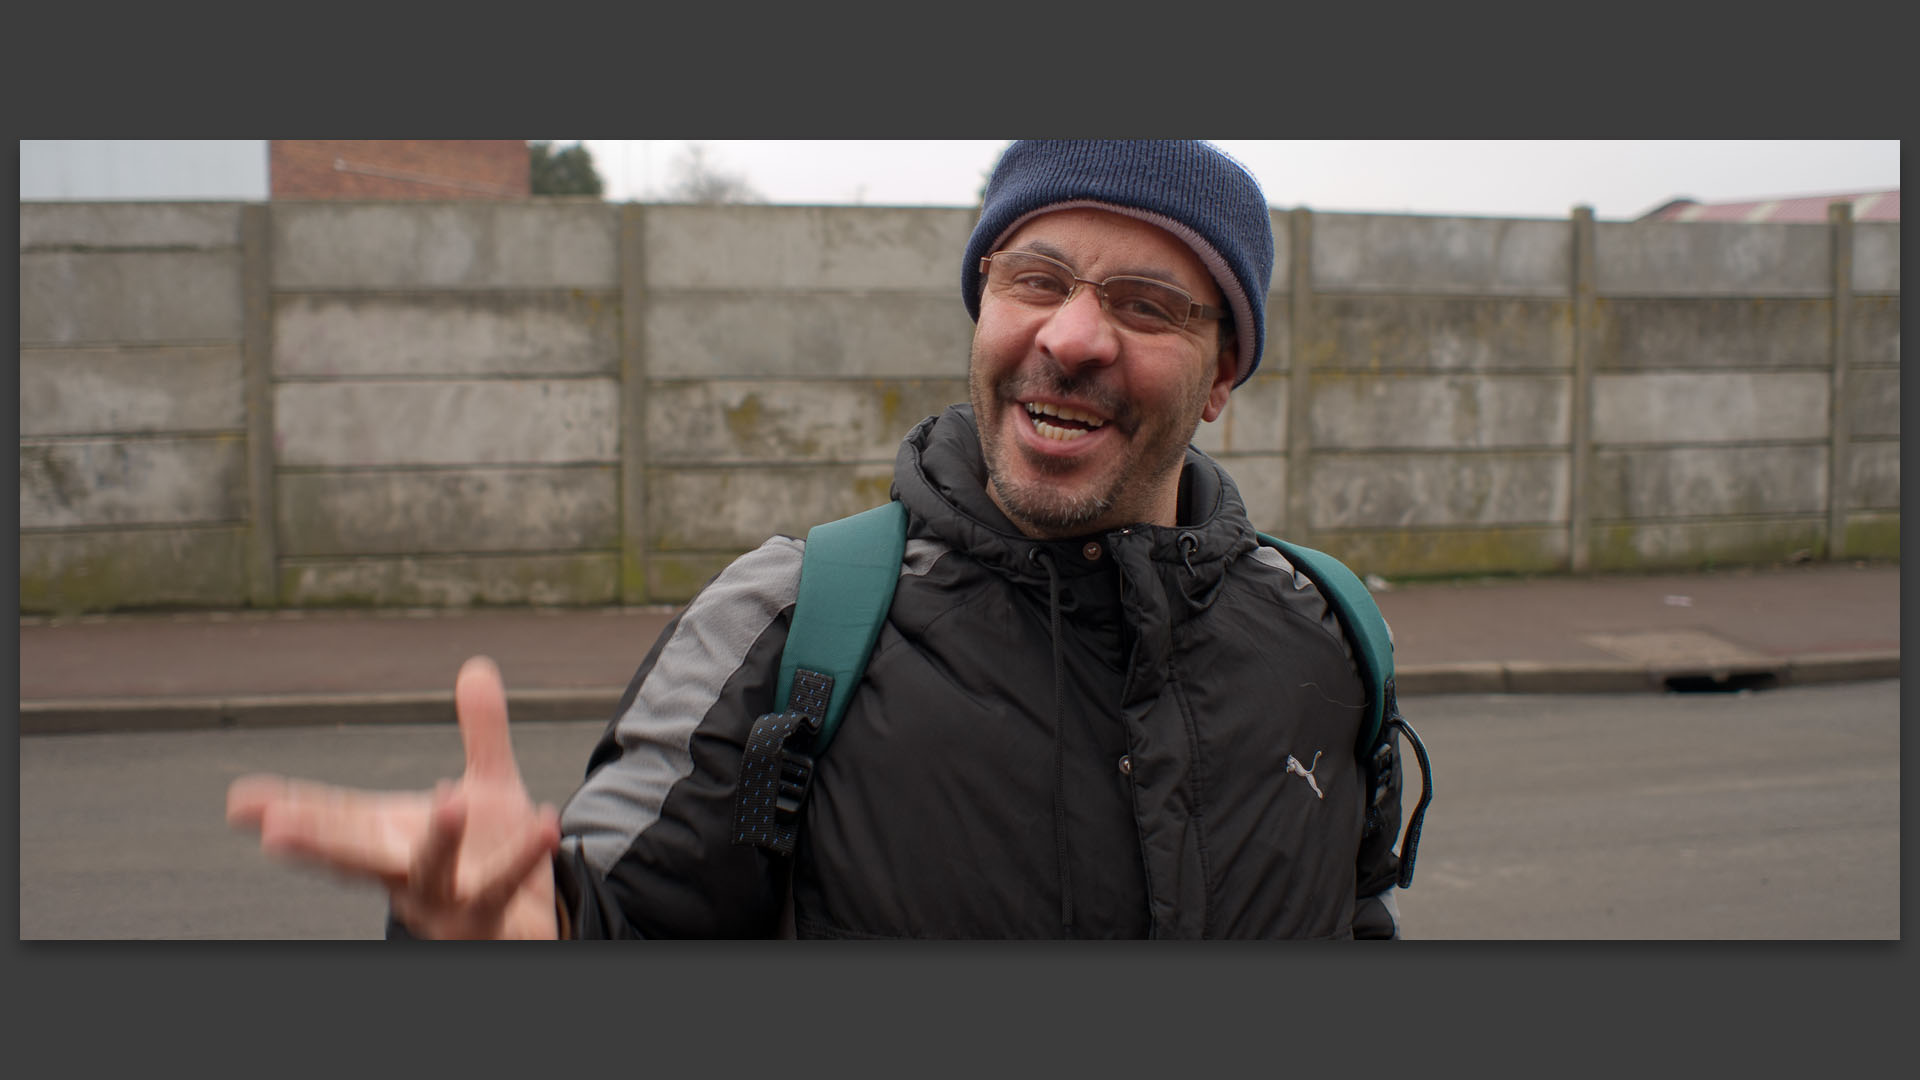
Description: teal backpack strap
1258,533,1430,887
775,500,908,752
734,501,907,857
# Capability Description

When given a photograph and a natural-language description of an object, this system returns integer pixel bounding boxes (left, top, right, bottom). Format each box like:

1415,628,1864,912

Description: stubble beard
970,352,1211,539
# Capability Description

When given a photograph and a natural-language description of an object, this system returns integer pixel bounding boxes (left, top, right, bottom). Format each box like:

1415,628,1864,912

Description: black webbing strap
1359,681,1433,889
732,669,835,856
1390,707,1434,889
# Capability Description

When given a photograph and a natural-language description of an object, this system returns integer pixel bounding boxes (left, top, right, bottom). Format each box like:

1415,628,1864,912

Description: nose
1034,283,1120,373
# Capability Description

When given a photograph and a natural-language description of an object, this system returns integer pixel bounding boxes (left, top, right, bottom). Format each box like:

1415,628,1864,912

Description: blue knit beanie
962,140,1274,385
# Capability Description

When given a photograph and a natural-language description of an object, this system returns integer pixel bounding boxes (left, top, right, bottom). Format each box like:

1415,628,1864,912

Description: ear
1199,342,1237,423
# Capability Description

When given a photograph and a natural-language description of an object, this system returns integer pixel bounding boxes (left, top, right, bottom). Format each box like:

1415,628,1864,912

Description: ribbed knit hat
962,140,1274,385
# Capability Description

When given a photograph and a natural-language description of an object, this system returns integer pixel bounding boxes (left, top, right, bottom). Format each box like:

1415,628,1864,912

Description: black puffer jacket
553,405,1405,938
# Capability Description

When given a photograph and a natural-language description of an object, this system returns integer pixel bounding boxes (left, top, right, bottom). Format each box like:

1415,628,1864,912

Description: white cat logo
1286,750,1325,800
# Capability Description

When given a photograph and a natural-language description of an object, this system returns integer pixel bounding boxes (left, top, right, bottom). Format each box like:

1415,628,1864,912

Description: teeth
1025,402,1106,441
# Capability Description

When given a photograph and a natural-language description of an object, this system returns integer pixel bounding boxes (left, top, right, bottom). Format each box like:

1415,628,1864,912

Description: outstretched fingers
408,781,469,902
455,655,521,784
226,772,288,829
469,805,563,912
228,658,560,937
245,778,429,890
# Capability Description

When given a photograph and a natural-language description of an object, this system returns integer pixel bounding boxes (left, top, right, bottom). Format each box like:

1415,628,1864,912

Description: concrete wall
18,201,1900,613
1276,210,1902,577
20,204,254,611
266,200,622,606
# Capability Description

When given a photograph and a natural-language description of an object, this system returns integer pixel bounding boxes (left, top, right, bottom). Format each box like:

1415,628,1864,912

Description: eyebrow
1019,241,1194,292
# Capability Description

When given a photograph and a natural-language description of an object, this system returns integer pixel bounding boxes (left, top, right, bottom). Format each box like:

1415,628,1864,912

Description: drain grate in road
1661,671,1781,693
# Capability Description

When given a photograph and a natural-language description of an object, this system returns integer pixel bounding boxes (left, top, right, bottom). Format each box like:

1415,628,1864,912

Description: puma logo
1286,750,1324,800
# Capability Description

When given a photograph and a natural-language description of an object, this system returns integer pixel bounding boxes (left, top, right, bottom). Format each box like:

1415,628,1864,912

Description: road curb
20,652,1899,734
1397,651,1899,697
19,688,627,736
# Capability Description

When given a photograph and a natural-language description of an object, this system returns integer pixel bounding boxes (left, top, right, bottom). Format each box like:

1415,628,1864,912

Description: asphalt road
17,680,1900,939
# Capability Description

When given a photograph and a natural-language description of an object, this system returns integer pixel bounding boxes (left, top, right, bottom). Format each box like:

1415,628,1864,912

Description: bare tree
662,143,764,204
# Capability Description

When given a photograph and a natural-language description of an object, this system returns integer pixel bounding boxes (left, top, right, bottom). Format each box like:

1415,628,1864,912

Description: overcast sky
573,139,1899,221
19,140,1899,221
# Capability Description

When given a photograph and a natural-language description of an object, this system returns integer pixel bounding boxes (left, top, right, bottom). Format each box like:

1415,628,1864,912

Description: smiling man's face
967,207,1238,539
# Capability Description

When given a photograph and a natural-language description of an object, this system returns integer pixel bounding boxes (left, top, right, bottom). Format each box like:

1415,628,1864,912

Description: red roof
1640,190,1898,223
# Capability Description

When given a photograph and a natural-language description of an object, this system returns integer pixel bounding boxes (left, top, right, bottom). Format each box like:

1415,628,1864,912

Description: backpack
732,500,1431,890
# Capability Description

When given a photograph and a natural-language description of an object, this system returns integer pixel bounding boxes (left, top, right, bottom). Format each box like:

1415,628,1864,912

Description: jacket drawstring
1177,532,1200,576
1029,547,1074,937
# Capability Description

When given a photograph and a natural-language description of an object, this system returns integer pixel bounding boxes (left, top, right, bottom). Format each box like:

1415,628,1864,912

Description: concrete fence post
241,203,279,607
1567,205,1597,574
619,203,651,603
1285,207,1314,542
1826,201,1854,560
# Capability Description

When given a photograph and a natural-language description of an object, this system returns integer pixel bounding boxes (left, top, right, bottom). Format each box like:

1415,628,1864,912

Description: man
228,140,1409,939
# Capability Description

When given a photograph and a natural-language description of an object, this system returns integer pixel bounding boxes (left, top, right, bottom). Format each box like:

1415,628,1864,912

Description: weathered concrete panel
1853,222,1900,293
1262,209,1294,292
1592,373,1830,445
644,293,975,379
1590,518,1825,572
1311,214,1569,296
1849,368,1900,437
20,435,246,528
1593,222,1830,297
1305,295,1572,371
1844,512,1899,559
274,292,621,377
279,552,619,607
1195,373,1287,455
275,379,619,467
649,465,895,551
20,526,250,614
1593,298,1831,370
1847,440,1899,509
1309,374,1570,449
1259,291,1292,374
271,202,618,290
644,205,975,291
277,467,619,557
1211,454,1286,533
647,553,742,604
1590,446,1827,519
18,346,243,436
1311,526,1569,578
1312,451,1567,529
20,251,242,345
1852,296,1900,368
20,202,243,250
648,380,963,464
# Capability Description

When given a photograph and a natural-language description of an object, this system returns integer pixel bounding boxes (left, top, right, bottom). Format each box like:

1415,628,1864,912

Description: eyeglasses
979,250,1228,334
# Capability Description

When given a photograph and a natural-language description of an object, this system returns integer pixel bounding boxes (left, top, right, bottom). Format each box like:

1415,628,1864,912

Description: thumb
455,655,520,783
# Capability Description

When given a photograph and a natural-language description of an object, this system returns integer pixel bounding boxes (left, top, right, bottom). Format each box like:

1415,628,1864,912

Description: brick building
270,140,531,200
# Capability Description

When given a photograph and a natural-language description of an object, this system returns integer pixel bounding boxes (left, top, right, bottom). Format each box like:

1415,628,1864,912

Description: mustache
996,365,1138,434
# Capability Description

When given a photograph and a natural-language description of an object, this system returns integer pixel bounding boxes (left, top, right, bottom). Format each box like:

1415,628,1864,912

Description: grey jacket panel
562,536,804,873
554,537,803,937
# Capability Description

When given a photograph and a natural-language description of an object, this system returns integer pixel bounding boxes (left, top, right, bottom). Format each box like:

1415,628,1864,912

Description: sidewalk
17,562,1899,734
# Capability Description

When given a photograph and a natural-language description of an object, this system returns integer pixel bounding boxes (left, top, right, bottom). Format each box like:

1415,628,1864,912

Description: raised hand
226,656,564,939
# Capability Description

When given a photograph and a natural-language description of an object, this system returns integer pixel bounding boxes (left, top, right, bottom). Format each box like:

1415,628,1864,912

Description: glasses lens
1101,278,1190,332
987,252,1074,305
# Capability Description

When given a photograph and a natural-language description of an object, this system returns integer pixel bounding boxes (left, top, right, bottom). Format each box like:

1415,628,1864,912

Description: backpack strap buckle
732,668,836,857
775,745,817,821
